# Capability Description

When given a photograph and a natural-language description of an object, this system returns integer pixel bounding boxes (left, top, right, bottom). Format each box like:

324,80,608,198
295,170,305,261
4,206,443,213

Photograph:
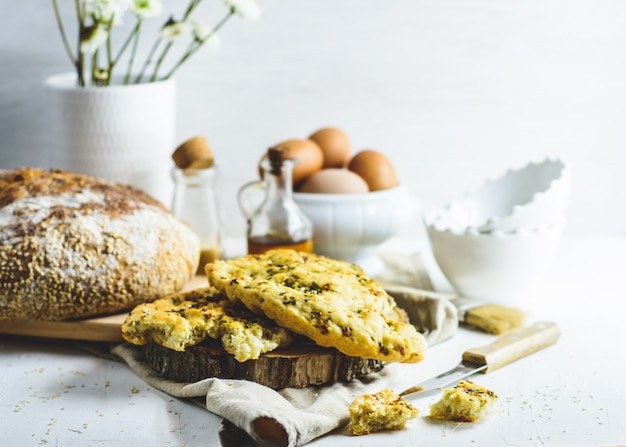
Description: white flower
56,0,264,85
131,0,163,19
159,19,192,41
191,19,222,48
224,0,261,22
80,24,109,52
82,0,132,24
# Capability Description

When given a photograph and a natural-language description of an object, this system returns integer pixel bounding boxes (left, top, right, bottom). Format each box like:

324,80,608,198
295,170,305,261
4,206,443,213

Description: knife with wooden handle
400,321,560,398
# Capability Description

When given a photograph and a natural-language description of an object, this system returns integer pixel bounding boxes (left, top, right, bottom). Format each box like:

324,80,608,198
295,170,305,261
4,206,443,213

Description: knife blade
400,321,560,398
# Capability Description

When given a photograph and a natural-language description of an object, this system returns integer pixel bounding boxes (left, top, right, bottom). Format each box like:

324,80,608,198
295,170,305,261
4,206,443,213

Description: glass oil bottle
238,146,313,255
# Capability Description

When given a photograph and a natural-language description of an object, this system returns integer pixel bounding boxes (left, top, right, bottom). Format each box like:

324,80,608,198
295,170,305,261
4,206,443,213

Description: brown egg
298,168,370,194
308,127,351,169
347,150,399,191
259,139,324,187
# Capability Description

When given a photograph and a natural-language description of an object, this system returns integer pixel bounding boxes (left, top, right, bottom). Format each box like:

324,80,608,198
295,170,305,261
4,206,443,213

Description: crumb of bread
428,380,498,422
349,388,419,435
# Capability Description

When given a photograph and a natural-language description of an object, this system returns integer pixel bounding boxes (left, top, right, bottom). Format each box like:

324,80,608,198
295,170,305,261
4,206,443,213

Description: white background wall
1,0,625,239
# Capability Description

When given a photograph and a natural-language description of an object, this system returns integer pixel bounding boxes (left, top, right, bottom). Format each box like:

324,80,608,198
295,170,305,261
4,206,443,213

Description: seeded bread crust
0,168,200,321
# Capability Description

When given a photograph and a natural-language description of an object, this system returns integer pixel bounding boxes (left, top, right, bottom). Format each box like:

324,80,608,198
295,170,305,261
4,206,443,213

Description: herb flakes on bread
121,287,293,362
205,249,426,364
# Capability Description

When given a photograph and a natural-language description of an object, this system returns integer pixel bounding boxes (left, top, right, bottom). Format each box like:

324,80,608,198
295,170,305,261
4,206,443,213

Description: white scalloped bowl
424,215,565,306
294,185,418,275
429,158,570,233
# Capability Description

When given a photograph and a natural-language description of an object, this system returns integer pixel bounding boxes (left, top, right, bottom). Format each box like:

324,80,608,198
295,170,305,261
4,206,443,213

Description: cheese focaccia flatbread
428,380,498,422
205,250,426,363
121,287,293,362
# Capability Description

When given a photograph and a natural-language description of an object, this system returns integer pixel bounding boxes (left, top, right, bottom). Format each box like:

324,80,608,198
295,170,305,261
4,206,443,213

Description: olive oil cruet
238,146,313,255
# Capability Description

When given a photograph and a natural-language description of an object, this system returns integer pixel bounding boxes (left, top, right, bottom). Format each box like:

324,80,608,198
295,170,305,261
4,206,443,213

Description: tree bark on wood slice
143,341,384,389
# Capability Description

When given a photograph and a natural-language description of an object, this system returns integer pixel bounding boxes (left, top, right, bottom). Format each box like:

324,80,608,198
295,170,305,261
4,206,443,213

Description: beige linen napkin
112,252,458,447
113,344,401,447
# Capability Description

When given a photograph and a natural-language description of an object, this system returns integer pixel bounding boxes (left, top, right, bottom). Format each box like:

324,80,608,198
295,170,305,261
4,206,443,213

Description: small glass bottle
171,166,222,274
239,146,314,255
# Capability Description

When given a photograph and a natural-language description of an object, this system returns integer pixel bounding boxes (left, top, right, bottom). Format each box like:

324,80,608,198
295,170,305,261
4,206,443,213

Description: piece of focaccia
121,287,293,362
428,380,498,422
205,249,426,363
349,388,419,435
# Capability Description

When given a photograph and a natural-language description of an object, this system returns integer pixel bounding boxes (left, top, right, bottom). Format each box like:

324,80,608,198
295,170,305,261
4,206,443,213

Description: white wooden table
1,235,624,446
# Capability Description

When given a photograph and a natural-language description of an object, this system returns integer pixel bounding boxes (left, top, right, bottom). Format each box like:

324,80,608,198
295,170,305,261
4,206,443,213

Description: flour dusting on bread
0,168,199,321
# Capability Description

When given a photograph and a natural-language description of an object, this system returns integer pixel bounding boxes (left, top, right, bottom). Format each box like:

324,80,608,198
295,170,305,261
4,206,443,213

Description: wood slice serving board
144,341,384,389
0,276,209,343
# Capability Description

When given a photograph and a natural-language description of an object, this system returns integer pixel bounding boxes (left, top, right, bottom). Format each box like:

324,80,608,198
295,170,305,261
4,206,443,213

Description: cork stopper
267,146,288,176
172,136,214,169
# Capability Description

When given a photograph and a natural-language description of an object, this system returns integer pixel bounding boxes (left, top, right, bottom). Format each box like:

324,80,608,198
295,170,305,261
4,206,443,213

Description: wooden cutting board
1,275,387,389
0,276,210,343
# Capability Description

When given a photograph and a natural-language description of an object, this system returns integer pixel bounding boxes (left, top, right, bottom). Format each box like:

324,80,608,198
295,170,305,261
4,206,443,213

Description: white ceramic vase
45,73,176,206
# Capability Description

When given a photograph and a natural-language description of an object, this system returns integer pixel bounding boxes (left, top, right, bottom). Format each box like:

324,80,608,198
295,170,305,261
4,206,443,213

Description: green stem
91,50,98,85
52,0,77,70
115,19,142,66
75,0,86,86
106,24,113,85
148,0,204,82
150,40,174,82
184,0,203,19
135,38,161,83
162,9,234,81
124,20,143,84
182,35,200,57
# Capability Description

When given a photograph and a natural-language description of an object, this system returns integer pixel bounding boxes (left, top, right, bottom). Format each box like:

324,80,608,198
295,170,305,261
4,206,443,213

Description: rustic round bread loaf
0,168,200,321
